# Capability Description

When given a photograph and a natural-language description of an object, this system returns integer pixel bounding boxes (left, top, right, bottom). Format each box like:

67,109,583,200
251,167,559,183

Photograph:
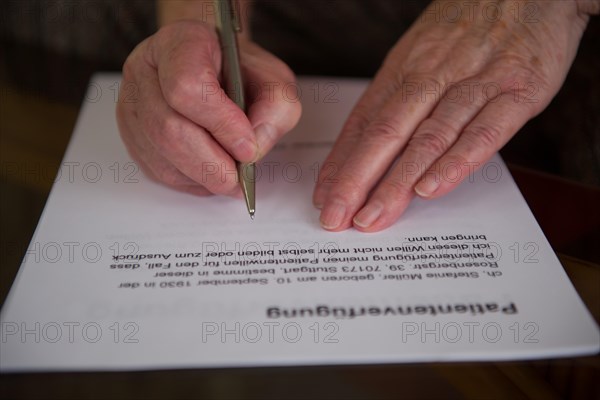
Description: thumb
241,43,302,158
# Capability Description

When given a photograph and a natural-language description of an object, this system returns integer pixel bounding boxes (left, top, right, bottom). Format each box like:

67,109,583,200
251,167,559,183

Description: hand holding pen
116,0,301,203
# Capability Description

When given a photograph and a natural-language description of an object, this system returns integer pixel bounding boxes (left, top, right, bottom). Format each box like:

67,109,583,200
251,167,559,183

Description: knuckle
316,161,341,184
488,56,550,93
409,122,453,156
366,119,401,142
163,69,217,111
389,69,405,93
379,177,412,200
210,112,240,140
344,106,372,134
330,174,366,205
462,123,502,149
162,76,195,111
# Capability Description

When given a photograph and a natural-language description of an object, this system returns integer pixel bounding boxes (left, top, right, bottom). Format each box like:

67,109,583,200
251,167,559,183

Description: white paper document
1,74,598,372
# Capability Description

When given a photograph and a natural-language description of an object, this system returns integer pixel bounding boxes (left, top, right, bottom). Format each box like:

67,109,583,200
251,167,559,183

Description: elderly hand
314,0,594,232
116,20,301,196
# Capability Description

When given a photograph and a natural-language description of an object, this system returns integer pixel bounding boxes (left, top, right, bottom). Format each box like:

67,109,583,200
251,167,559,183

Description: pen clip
230,0,242,32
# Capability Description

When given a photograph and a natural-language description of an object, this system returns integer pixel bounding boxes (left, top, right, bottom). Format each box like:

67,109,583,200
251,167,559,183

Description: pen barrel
214,0,255,217
214,0,246,112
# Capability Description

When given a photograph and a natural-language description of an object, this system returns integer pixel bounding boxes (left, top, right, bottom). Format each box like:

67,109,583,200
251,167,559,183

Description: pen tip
249,210,255,220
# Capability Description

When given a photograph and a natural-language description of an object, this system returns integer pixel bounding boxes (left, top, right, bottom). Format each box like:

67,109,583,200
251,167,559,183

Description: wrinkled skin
117,21,301,197
315,0,591,232
117,1,595,232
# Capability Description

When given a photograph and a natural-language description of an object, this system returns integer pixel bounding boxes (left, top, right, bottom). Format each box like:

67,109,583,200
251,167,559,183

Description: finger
312,41,414,208
319,76,445,231
312,72,401,208
120,132,228,198
128,49,242,196
117,94,222,196
149,22,258,162
241,44,302,158
414,91,536,199
352,80,490,231
127,130,211,190
172,185,216,197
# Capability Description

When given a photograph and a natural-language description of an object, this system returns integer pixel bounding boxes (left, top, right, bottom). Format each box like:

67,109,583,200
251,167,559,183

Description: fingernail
415,176,439,198
353,202,383,228
319,201,346,230
313,187,326,210
313,182,333,210
232,137,257,162
255,124,276,157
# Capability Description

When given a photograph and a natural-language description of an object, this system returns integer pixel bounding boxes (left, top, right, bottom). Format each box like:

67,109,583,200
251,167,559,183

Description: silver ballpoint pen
214,0,255,219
